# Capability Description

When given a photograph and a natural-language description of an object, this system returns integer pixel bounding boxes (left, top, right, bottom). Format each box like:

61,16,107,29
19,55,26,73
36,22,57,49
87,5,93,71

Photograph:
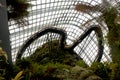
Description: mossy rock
28,40,81,66
16,60,102,80
15,40,102,80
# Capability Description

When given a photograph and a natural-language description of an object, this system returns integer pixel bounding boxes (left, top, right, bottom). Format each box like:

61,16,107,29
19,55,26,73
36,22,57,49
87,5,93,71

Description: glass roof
8,0,119,65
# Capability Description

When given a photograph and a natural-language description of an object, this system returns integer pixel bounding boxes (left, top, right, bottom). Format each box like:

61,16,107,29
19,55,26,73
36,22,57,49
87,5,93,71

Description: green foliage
90,62,120,80
14,40,101,80
0,47,25,80
14,59,102,80
103,7,120,62
15,40,80,79
103,7,118,28
16,60,72,80
16,58,31,69
0,47,13,80
76,60,88,68
109,62,120,80
0,41,102,80
90,62,110,80
7,0,31,26
29,40,80,66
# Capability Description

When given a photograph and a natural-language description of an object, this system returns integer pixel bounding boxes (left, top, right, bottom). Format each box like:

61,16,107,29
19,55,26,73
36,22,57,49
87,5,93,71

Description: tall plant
75,0,120,63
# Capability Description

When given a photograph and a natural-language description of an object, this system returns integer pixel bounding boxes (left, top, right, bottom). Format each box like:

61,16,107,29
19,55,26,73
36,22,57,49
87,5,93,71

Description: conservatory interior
0,0,120,80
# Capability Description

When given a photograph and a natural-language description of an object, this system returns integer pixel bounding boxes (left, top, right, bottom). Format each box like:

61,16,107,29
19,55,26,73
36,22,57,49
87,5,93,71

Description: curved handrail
69,25,103,62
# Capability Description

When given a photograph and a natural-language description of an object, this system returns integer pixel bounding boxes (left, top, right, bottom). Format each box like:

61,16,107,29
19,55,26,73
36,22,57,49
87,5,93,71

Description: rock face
70,66,102,80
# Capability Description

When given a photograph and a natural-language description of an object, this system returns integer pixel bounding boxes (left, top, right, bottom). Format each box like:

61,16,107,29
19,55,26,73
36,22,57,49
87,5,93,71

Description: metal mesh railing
8,0,119,65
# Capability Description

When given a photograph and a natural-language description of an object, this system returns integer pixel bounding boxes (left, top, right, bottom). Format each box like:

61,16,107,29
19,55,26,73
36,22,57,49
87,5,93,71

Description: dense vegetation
15,40,101,80
0,41,102,80
103,7,120,63
1,40,120,80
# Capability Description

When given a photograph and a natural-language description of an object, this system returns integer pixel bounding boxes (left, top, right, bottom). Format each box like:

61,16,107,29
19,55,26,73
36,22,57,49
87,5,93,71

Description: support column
0,0,12,64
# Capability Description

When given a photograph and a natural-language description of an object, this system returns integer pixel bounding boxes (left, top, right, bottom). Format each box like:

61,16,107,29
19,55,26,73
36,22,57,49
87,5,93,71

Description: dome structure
8,0,120,65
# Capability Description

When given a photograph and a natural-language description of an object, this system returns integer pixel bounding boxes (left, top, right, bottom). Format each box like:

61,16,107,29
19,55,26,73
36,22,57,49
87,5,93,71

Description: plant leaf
12,71,23,80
